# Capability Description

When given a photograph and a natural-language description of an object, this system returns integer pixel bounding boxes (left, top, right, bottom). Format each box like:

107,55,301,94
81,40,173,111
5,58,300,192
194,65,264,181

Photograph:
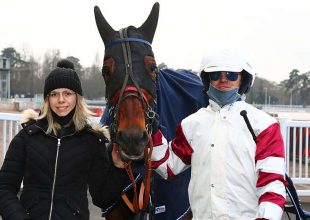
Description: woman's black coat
0,118,128,220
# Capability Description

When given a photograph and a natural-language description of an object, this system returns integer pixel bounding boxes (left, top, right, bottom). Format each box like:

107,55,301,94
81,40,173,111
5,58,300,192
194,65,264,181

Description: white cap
200,48,255,84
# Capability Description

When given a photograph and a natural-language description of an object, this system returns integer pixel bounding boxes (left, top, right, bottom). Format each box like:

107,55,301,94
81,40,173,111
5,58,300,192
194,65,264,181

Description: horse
94,3,208,219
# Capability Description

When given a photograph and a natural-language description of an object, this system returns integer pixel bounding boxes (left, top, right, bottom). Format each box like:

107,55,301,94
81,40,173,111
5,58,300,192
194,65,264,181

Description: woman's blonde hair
39,94,93,135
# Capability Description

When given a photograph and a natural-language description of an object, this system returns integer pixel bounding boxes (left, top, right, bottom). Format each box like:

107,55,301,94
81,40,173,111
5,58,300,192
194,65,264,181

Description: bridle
106,27,156,213
107,27,156,138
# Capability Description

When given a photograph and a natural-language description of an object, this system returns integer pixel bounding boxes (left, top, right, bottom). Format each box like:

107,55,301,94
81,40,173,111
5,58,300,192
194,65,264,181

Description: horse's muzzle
116,129,149,161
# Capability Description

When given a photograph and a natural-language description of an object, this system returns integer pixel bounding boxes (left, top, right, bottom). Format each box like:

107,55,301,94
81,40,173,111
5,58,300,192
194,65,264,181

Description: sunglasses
209,71,240,81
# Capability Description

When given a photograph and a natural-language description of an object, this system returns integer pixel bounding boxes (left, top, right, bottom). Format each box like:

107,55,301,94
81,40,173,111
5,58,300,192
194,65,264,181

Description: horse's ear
138,2,160,43
94,6,115,46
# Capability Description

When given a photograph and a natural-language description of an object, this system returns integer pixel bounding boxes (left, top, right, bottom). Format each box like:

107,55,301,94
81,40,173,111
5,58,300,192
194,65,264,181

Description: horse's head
94,3,159,161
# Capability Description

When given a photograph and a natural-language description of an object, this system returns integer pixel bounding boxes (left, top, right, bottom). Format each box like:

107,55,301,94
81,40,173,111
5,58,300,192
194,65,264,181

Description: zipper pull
57,139,61,147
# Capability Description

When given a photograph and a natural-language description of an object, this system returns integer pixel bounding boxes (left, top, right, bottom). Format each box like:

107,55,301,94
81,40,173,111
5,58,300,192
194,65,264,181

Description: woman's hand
111,144,126,168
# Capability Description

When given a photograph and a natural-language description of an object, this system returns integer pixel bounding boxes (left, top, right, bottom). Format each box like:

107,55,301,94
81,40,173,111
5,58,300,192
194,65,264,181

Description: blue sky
1,0,310,83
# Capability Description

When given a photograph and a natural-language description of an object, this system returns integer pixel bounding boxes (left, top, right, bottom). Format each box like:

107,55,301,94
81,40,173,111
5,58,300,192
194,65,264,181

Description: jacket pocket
66,198,88,219
21,196,40,216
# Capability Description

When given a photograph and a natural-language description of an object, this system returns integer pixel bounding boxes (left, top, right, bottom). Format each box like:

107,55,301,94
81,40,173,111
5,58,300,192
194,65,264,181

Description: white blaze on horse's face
94,3,159,161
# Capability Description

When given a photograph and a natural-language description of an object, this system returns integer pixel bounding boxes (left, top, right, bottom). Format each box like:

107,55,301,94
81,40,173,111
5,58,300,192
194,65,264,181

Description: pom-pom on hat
44,59,82,98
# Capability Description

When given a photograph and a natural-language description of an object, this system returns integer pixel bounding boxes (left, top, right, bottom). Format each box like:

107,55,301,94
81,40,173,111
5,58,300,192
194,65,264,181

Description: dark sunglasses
209,71,240,81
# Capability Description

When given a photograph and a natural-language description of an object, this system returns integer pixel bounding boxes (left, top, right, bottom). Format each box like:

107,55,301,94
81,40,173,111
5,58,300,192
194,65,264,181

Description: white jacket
151,100,286,220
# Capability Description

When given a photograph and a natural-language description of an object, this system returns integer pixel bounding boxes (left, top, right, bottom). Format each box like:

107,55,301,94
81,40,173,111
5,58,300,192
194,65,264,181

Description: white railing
1,113,310,195
0,113,21,163
256,104,310,113
279,118,310,196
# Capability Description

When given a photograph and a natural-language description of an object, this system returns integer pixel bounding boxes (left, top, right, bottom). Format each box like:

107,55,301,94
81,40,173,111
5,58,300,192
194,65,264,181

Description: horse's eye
102,65,110,78
144,56,158,82
102,57,115,81
151,64,158,73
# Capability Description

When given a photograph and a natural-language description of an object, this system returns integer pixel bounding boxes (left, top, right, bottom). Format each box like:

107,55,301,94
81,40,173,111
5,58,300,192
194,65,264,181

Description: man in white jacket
151,48,287,220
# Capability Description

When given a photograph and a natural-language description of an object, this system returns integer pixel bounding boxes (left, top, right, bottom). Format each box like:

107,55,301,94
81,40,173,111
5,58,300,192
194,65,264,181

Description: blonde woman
0,59,128,220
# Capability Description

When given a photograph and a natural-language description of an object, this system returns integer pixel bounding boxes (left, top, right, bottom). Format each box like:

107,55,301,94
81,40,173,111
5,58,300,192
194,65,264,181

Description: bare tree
82,64,105,99
41,50,61,79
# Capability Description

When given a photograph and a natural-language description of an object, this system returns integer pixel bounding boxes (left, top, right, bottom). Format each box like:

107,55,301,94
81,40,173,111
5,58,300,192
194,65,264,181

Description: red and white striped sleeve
255,123,287,220
151,123,193,179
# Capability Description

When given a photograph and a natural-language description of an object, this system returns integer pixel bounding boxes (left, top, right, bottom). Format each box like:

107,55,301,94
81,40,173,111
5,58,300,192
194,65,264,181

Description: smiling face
210,72,242,92
48,88,77,117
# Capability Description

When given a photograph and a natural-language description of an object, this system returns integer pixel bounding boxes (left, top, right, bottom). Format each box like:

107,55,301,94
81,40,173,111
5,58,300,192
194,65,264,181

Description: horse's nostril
131,131,149,146
116,131,126,145
141,131,149,144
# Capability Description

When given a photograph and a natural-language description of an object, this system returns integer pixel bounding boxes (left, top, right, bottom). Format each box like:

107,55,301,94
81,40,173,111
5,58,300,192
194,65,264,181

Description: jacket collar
36,118,79,138
209,99,246,112
20,109,78,138
209,99,234,111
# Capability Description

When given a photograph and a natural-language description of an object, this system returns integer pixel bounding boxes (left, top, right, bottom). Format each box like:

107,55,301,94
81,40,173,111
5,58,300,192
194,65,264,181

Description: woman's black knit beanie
44,59,82,99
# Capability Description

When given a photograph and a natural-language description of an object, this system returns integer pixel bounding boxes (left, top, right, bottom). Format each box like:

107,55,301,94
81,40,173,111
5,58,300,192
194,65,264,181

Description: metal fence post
279,118,289,173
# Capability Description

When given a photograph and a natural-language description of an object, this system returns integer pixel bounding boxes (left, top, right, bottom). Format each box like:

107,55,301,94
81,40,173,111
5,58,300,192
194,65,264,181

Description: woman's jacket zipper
48,138,61,220
34,125,77,220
